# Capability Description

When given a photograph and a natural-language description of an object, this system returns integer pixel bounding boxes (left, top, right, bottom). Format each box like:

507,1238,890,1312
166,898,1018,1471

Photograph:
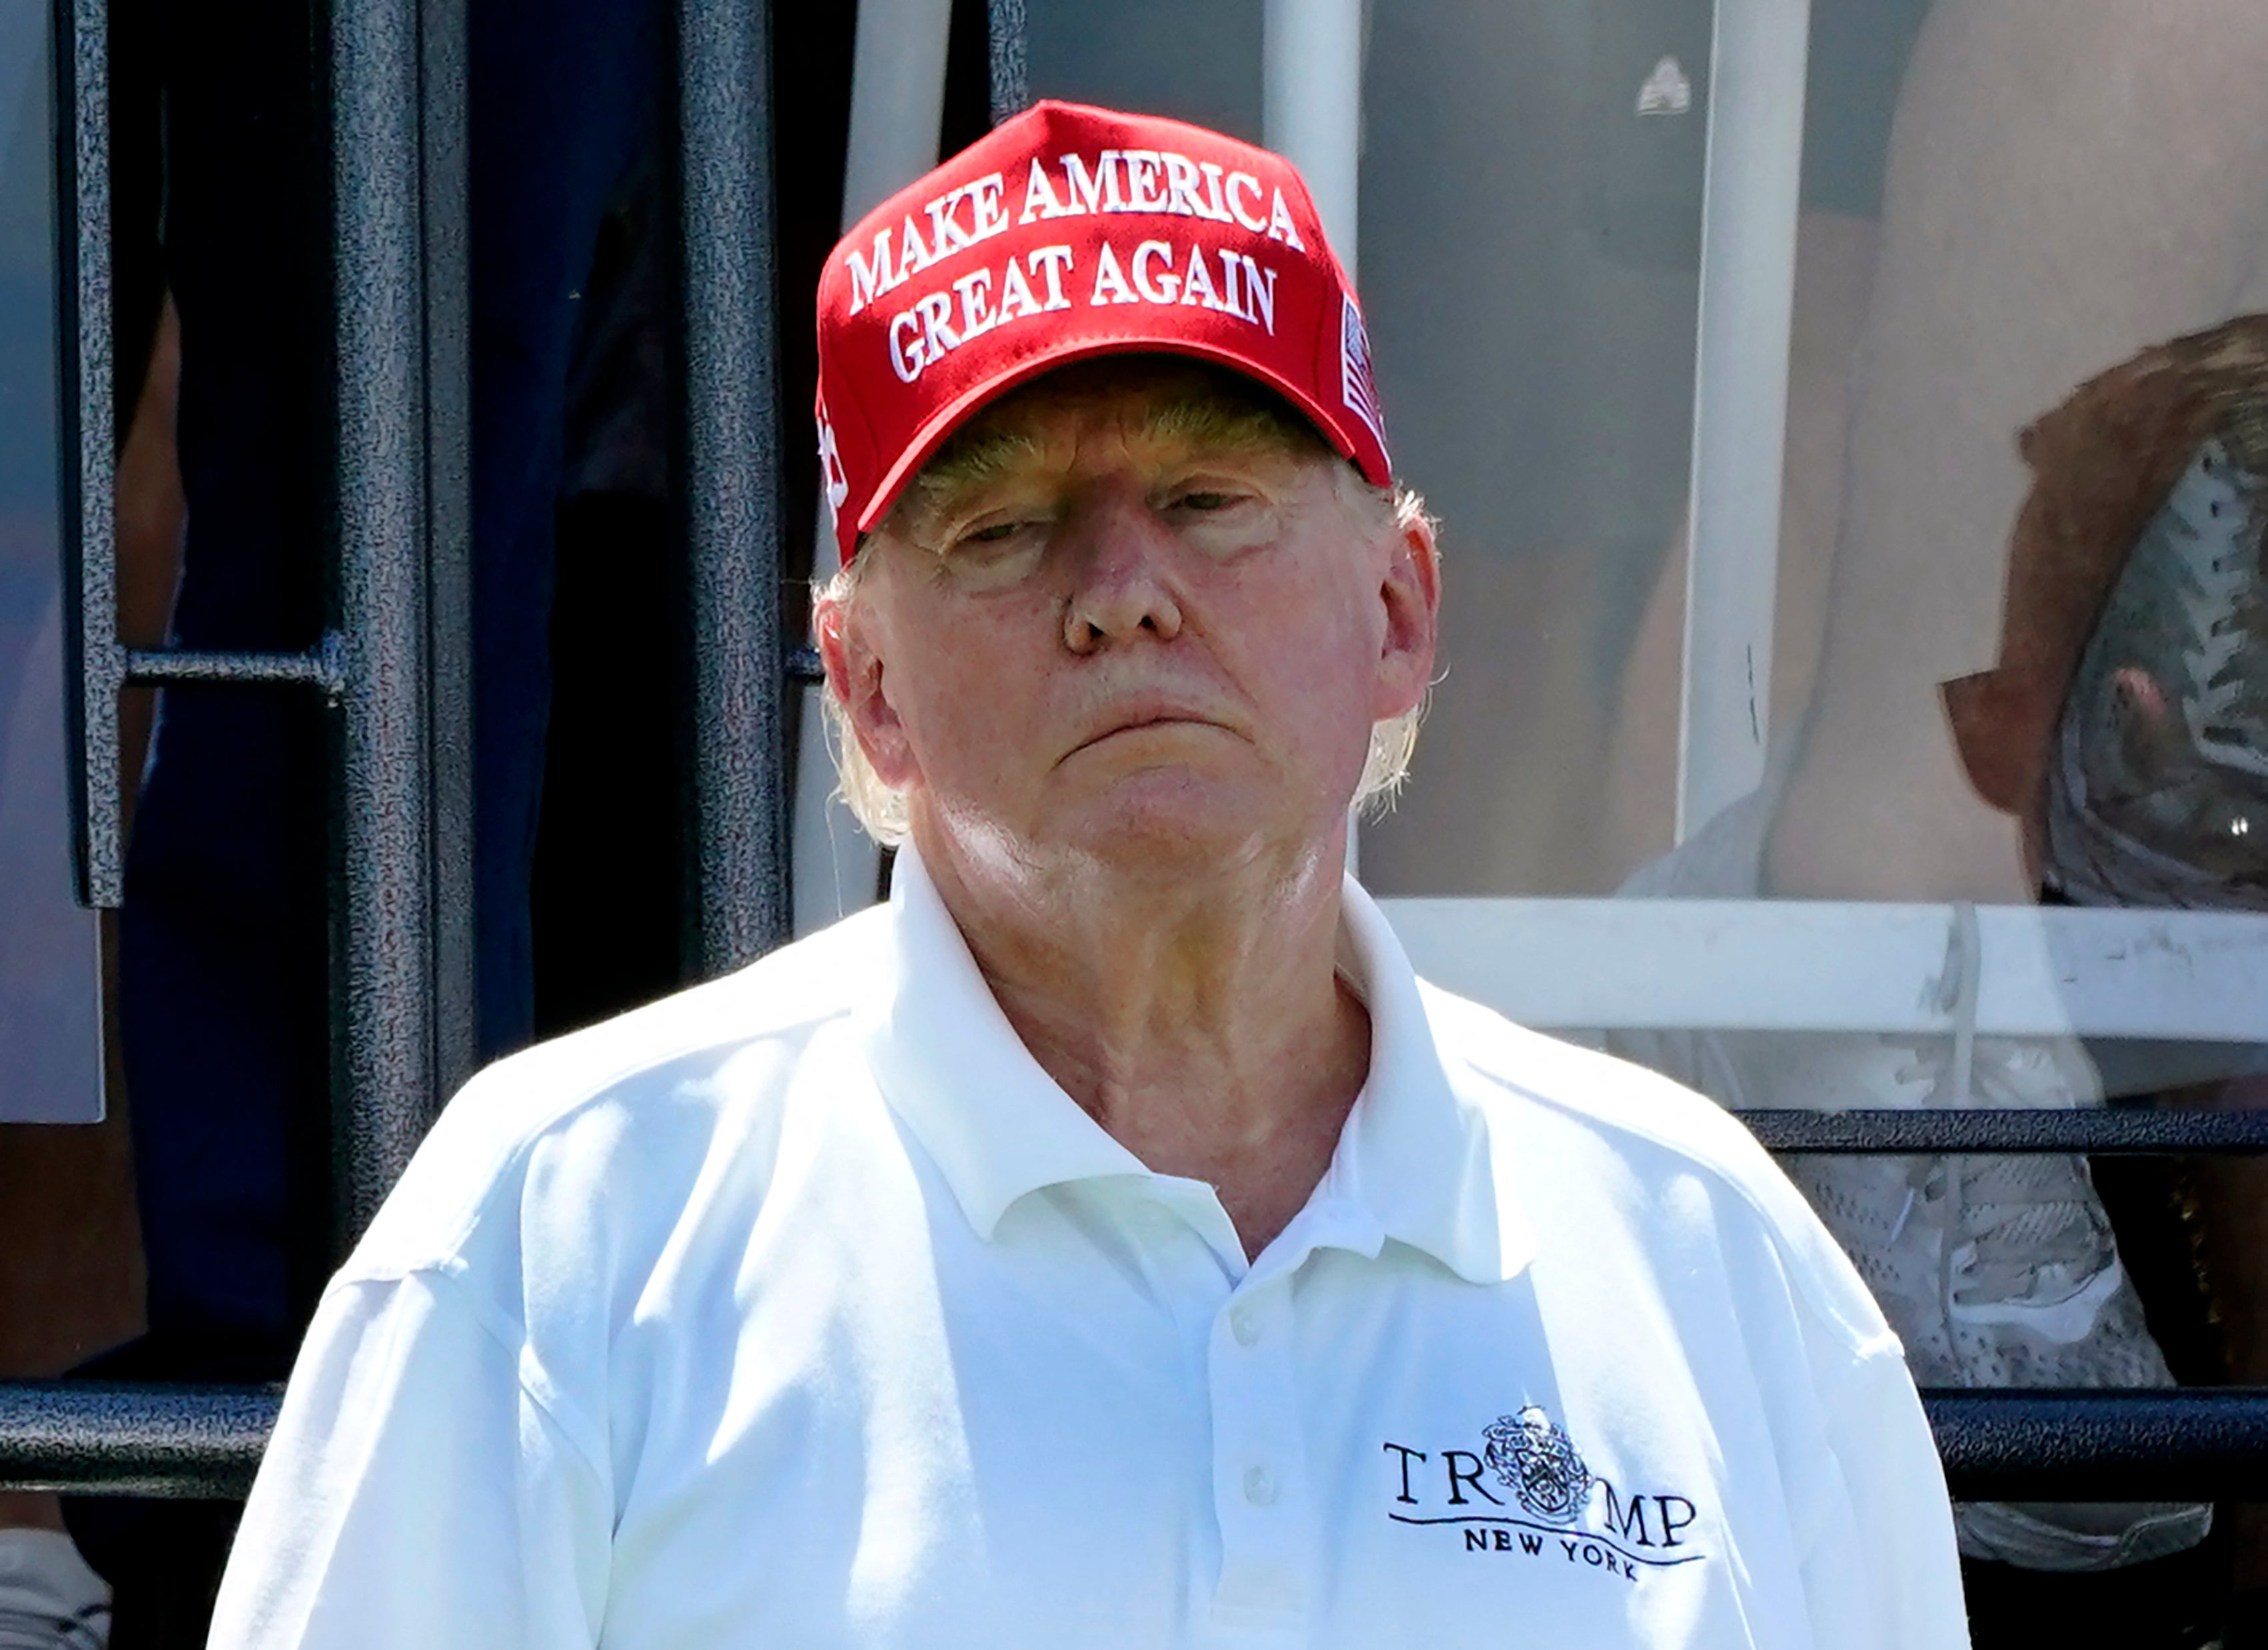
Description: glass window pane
0,3,103,1122
1357,0,1714,897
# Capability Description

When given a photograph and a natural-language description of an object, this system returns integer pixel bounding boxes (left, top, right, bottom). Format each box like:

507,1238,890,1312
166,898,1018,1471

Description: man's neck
915,825,1372,1260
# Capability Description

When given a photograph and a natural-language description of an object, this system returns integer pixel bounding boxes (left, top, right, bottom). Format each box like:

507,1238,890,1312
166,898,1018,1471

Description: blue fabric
119,0,333,1365
469,0,661,1058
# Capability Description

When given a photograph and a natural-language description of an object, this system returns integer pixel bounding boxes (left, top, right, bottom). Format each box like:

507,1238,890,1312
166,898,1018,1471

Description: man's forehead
919,358,1325,486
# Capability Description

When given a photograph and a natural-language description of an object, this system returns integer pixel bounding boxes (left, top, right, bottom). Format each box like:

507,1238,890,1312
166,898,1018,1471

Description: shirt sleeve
207,1270,613,1649
1798,1338,1972,1650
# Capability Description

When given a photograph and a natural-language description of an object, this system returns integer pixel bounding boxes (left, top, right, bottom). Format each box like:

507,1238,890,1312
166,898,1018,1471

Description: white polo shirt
212,849,1966,1649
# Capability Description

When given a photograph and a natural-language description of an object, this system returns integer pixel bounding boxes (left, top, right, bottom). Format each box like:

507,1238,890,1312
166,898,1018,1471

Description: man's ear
1372,509,1440,720
814,580,922,788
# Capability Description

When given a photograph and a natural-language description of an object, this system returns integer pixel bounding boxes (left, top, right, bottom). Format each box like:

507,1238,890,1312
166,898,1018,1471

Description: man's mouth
1065,701,1229,759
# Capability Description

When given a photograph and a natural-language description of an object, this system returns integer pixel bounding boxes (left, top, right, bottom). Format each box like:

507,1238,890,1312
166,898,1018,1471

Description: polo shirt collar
1326,883,1534,1286
860,845,1532,1286
861,847,1149,1241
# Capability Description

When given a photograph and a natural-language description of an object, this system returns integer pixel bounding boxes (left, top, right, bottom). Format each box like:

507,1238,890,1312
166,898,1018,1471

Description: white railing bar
1382,897,2268,1041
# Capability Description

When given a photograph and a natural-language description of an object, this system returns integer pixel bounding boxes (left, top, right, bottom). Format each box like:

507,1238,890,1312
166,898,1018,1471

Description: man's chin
922,771,1340,883
1044,785,1322,884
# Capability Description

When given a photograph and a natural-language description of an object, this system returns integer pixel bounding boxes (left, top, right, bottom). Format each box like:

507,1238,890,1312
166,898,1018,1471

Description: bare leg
1769,0,2268,903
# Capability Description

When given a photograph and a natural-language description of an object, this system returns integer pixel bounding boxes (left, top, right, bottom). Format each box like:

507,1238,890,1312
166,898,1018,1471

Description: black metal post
329,0,443,1242
677,0,791,977
420,0,478,1104
121,643,344,693
0,1384,278,1499
57,0,121,910
1924,1389,2268,1503
986,0,1029,125
17,1379,2268,1503
1739,1108,2268,1156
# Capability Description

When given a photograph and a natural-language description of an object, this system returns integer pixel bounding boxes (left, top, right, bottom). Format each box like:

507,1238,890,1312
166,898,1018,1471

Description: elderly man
209,102,1965,1647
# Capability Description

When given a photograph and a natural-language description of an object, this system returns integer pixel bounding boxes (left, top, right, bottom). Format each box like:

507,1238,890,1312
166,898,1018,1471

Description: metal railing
52,0,478,1232
12,0,2268,1520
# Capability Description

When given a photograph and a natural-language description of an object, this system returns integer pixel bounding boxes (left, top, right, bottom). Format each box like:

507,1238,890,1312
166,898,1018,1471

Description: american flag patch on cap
1341,294,1387,455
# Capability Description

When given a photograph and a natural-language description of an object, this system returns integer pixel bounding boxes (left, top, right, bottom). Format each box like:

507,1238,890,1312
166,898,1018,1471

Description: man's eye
951,518,1032,552
1172,490,1243,512
937,518,1046,585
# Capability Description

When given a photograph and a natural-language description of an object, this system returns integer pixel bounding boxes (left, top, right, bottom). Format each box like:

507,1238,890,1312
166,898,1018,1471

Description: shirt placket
1203,1254,1314,1635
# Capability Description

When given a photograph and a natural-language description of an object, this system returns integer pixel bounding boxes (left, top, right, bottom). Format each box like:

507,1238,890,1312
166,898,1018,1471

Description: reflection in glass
0,3,101,1122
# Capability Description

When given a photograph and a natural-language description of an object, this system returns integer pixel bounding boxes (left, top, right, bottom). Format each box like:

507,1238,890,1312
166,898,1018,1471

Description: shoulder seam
329,1265,615,1493
379,996,855,1268
472,990,856,1127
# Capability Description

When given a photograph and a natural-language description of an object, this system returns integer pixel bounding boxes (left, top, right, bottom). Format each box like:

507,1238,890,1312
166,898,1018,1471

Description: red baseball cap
813,99,1392,571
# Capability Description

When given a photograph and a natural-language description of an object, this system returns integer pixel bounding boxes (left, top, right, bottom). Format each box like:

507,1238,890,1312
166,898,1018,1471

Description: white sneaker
0,1531,109,1650
1757,1029,2212,1570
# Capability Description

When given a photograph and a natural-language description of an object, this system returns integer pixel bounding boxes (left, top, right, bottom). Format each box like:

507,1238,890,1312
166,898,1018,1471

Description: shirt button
1230,1307,1261,1347
1243,1465,1277,1507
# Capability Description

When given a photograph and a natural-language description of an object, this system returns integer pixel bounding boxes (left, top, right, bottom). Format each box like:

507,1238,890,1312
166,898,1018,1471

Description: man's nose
1061,494,1185,653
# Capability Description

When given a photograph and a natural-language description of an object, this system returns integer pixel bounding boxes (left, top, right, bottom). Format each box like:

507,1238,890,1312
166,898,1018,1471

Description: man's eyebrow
1137,392,1319,457
895,388,1321,538
900,426,1045,529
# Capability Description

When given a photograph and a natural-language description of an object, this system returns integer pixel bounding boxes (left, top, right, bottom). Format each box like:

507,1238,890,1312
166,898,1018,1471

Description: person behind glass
1600,0,2268,1613
207,103,1966,1649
